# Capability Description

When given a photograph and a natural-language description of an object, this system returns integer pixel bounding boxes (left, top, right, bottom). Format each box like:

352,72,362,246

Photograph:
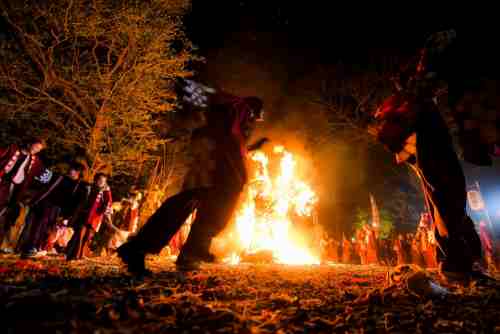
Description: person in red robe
342,237,351,264
0,138,47,251
118,80,268,274
355,229,366,265
425,230,439,269
479,221,496,272
101,191,143,255
393,234,409,266
411,236,425,266
124,191,142,234
364,225,379,265
416,213,438,268
66,173,112,260
327,237,339,262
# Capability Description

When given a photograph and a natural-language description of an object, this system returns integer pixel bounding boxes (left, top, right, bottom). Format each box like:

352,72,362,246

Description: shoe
117,245,148,276
34,250,47,257
20,248,38,259
175,254,201,271
135,268,154,279
47,249,58,256
175,259,200,271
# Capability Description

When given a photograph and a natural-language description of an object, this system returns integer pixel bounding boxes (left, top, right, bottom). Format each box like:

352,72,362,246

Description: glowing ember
224,145,320,265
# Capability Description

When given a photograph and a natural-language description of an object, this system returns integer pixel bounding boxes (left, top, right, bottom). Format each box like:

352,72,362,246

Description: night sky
184,2,500,233
186,1,497,75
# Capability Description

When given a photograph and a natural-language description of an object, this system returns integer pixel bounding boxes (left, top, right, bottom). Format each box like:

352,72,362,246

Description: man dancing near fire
118,80,268,274
372,30,492,282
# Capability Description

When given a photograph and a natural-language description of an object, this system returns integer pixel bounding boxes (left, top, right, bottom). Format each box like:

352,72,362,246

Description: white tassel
36,169,53,184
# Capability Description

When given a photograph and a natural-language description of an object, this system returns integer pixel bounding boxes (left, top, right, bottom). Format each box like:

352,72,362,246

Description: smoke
200,31,422,237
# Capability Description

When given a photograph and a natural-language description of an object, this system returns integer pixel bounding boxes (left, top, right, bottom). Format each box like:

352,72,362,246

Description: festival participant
98,190,143,255
355,229,366,265
411,236,425,266
383,238,396,266
18,162,87,257
479,221,496,272
319,234,329,263
0,138,47,251
66,173,112,260
123,190,142,234
118,80,268,274
341,235,351,264
371,30,485,281
417,213,438,268
327,237,339,262
393,234,409,265
45,219,74,255
364,224,379,265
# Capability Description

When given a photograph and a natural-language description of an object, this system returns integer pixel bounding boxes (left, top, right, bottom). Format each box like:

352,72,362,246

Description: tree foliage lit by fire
0,0,193,186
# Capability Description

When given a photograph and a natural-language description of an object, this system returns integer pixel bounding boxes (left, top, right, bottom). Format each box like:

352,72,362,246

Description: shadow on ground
0,255,499,333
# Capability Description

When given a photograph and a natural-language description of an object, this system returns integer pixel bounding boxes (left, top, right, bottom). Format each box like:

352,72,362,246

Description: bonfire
216,145,321,265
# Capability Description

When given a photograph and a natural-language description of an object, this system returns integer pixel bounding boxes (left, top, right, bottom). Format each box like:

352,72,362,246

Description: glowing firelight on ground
224,145,320,265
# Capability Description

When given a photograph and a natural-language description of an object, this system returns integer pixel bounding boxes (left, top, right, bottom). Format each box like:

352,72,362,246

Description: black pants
415,163,482,272
433,214,482,272
121,188,202,255
120,186,240,260
18,205,60,253
178,187,241,260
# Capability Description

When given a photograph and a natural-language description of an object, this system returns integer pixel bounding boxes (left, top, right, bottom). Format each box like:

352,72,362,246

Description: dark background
186,1,497,73
183,1,500,236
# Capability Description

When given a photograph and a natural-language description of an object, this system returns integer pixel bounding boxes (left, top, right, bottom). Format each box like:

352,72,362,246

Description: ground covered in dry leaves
0,254,499,333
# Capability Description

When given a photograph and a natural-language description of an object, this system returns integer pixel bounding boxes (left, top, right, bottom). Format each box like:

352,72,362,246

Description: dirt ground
0,254,499,333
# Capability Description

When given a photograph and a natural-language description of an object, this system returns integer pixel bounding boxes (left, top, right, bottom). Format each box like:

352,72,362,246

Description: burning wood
215,145,320,265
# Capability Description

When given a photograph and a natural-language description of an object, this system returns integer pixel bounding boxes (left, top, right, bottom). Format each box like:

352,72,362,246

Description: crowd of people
320,213,498,272
0,138,193,261
0,136,498,278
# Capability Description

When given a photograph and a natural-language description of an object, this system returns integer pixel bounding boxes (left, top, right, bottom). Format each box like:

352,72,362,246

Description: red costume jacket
73,186,112,232
0,144,44,201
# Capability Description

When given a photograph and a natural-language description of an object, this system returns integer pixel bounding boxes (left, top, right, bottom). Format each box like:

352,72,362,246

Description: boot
117,244,151,276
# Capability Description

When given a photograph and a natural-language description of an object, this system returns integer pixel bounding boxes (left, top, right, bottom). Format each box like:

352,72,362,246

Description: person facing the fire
371,30,488,281
18,162,87,258
118,79,269,274
66,173,112,260
479,221,496,272
0,138,47,252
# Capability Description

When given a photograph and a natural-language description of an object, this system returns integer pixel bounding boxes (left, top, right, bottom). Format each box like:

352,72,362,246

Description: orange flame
225,146,320,265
